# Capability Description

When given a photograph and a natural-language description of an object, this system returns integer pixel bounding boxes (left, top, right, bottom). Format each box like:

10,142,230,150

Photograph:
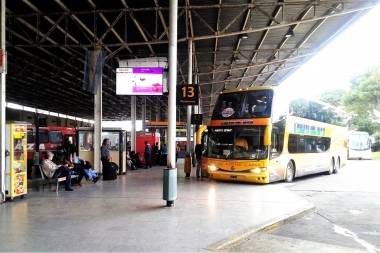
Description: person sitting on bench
63,153,85,187
41,151,73,191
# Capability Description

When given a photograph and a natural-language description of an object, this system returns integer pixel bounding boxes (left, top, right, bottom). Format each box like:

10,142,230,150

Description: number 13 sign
176,84,199,106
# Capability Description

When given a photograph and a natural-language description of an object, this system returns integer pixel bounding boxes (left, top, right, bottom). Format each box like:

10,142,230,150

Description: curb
205,202,316,252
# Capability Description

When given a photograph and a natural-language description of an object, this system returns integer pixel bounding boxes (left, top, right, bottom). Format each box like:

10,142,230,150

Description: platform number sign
176,84,199,106
191,114,203,125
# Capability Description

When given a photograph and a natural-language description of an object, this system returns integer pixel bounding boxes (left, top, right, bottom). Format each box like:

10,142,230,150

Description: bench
38,165,78,192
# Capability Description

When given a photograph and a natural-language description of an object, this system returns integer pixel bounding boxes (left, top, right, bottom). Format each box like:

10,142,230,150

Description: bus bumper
208,171,269,184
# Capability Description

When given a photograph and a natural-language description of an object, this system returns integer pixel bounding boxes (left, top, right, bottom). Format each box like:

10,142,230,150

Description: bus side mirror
264,125,271,146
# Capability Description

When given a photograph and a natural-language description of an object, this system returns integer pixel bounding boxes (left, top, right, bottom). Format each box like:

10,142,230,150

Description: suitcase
103,162,118,180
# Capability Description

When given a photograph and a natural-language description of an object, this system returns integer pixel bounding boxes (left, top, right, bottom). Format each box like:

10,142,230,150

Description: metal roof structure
4,0,379,121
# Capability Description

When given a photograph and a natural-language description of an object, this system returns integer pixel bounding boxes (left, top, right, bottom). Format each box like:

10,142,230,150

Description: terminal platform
1,159,314,252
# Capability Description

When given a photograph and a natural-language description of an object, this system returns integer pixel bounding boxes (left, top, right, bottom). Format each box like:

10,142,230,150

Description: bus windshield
349,133,371,151
212,90,273,119
207,126,268,160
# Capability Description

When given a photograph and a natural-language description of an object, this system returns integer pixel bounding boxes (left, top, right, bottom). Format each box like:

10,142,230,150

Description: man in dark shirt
144,141,152,169
100,138,111,172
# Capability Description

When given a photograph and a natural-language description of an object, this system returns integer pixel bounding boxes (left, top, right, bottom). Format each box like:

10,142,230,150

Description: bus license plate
230,175,237,179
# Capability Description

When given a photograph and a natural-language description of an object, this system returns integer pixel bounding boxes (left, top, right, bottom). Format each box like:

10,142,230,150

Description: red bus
26,125,76,165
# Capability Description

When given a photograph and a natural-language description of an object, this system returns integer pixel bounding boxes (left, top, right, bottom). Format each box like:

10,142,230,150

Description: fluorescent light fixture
6,103,23,109
285,31,294,38
240,33,248,39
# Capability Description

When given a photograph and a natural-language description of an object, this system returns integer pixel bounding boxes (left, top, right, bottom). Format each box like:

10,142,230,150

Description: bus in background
348,131,372,160
26,125,76,178
195,125,208,178
207,86,349,184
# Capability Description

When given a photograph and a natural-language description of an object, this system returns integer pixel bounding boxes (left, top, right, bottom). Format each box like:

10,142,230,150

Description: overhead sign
191,114,203,125
146,121,186,128
176,84,199,105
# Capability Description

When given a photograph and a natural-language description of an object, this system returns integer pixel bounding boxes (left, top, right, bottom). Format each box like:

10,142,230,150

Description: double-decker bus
207,87,349,183
348,131,372,160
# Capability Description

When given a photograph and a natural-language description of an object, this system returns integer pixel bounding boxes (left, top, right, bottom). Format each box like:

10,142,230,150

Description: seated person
130,151,143,168
63,153,85,187
126,151,137,170
41,151,73,191
235,138,248,150
72,152,99,183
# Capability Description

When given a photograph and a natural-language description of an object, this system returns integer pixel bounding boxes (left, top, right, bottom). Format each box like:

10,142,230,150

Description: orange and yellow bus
207,87,349,183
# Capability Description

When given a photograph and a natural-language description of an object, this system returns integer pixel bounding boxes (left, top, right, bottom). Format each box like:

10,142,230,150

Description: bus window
50,130,63,143
27,129,35,143
39,130,49,143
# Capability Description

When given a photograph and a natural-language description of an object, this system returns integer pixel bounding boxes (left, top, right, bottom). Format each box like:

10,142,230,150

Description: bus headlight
209,165,217,171
249,167,267,173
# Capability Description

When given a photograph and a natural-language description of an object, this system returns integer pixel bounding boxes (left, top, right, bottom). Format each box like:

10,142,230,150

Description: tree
342,69,380,135
317,89,346,108
370,62,380,85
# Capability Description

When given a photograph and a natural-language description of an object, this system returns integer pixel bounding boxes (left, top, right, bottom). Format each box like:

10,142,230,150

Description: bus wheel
326,158,334,175
285,161,294,183
333,158,340,174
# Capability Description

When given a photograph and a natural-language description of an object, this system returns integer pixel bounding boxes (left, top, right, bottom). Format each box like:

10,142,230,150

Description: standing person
101,138,112,177
154,142,160,166
176,144,180,162
41,151,73,191
160,144,168,166
195,144,203,178
143,141,152,169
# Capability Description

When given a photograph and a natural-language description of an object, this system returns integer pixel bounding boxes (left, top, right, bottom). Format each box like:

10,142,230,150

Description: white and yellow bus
207,87,349,183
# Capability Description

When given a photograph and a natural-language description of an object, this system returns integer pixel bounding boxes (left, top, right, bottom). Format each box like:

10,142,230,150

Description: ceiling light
240,33,248,39
285,31,294,38
234,56,240,62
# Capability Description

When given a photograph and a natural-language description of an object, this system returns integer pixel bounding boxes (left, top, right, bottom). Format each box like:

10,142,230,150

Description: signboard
176,84,199,105
191,114,203,125
116,67,163,95
146,121,186,128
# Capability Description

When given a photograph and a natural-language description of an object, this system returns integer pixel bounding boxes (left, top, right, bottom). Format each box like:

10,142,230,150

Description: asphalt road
222,159,380,253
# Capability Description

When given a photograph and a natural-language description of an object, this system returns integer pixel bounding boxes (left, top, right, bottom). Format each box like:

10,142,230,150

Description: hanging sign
176,84,199,105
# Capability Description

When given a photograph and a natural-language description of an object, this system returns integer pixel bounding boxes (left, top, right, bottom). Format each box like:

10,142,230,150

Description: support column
163,0,178,207
0,0,6,203
131,96,136,152
184,39,193,177
142,97,146,131
94,81,102,174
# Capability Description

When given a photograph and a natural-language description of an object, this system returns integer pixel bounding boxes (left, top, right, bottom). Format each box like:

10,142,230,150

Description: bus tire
285,161,294,183
326,158,334,175
333,158,340,174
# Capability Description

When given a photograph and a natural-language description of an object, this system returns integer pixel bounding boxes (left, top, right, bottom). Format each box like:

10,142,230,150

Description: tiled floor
0,161,313,252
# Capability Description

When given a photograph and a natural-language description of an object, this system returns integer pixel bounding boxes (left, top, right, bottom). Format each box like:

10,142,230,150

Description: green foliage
372,151,380,159
372,132,380,142
316,66,380,135
317,89,346,107
343,70,380,118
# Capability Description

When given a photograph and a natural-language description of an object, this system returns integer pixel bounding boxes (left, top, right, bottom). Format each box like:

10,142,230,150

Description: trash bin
163,168,177,207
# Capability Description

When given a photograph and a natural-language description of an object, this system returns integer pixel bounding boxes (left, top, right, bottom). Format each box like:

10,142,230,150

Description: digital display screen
116,67,163,95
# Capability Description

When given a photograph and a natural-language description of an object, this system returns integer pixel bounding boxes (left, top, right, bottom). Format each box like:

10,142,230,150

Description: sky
281,4,380,97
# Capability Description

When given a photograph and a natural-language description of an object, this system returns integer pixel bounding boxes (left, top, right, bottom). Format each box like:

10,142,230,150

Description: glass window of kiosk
102,132,120,151
78,131,94,151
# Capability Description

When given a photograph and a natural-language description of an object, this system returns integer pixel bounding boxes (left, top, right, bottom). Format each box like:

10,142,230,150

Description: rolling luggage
103,162,118,180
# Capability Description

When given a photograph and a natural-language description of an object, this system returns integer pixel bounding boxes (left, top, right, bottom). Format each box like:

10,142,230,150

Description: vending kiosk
5,121,28,201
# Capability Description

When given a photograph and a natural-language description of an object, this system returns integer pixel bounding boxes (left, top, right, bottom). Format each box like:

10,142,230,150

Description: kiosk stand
5,121,28,201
